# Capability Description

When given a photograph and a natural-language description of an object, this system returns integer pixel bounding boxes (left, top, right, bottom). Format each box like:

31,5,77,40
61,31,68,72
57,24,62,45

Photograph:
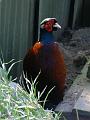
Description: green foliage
0,58,63,120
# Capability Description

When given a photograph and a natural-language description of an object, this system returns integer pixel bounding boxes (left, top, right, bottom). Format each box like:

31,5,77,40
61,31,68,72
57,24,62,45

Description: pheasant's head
40,18,61,32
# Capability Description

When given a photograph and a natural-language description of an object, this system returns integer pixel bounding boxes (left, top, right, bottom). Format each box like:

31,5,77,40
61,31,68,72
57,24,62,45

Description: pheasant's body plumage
23,18,66,106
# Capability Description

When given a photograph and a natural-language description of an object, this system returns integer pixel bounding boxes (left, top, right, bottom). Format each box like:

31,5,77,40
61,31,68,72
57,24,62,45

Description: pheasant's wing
23,41,43,80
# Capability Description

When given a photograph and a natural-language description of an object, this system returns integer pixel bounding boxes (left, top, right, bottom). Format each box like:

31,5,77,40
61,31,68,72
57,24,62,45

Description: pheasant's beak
53,23,61,29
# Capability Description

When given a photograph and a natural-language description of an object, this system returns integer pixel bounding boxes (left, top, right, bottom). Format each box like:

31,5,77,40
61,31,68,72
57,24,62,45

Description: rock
87,64,90,79
9,81,19,90
73,86,90,120
73,51,87,68
69,40,77,47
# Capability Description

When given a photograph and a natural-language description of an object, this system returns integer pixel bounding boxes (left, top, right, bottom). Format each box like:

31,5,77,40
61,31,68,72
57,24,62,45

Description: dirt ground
59,27,90,89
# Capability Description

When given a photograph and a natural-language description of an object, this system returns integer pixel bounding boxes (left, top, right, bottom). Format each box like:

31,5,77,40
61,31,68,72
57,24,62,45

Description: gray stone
55,62,90,119
87,64,90,79
55,62,89,112
73,51,87,68
73,86,90,120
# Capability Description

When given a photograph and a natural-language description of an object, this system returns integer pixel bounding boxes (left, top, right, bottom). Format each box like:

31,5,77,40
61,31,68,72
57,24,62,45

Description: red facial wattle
44,20,55,32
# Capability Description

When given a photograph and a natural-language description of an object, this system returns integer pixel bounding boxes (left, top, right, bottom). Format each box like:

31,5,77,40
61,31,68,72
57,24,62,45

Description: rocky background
59,28,90,89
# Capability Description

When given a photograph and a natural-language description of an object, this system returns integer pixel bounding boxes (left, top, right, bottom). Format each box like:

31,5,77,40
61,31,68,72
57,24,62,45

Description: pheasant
23,18,66,107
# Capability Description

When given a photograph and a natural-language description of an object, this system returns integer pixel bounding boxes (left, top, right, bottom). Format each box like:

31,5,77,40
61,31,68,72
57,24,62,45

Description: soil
59,27,90,90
